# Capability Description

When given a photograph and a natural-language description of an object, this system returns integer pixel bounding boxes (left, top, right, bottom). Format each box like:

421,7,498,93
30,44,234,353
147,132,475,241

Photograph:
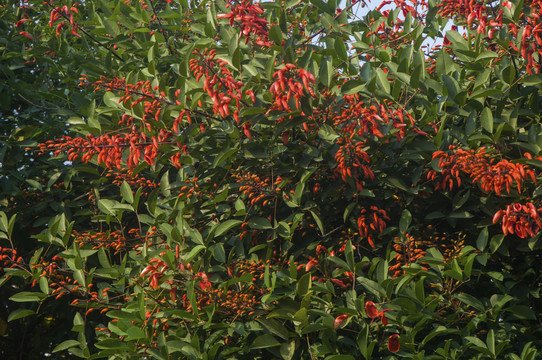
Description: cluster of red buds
357,206,390,248
332,95,417,140
428,146,536,195
233,170,283,207
140,257,170,290
73,230,129,254
0,247,21,271
334,136,374,192
268,63,316,114
389,233,427,277
48,4,81,37
38,127,176,170
217,0,271,47
189,48,250,121
105,168,159,196
493,202,542,238
92,76,176,132
438,0,542,74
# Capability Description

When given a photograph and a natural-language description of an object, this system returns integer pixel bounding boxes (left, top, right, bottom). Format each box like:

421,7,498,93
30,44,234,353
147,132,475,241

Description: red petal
388,334,400,353
333,314,349,329
365,301,379,318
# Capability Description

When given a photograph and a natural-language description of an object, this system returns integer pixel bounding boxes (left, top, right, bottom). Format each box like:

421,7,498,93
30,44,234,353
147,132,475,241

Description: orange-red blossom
365,301,391,325
493,202,542,238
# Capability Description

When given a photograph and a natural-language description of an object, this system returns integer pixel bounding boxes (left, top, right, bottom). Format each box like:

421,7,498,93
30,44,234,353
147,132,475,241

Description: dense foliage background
1,0,542,358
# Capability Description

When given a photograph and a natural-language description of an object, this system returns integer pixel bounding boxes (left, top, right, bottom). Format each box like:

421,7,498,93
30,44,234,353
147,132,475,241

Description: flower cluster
140,256,173,290
332,95,416,140
92,76,177,132
268,63,316,115
365,300,390,325
48,3,81,38
334,136,374,191
233,170,283,207
38,128,175,170
73,230,131,254
189,48,249,120
177,177,201,199
493,202,542,238
357,206,390,248
389,233,427,277
438,0,542,74
389,229,466,277
0,247,21,272
105,168,159,197
217,0,271,47
428,146,536,195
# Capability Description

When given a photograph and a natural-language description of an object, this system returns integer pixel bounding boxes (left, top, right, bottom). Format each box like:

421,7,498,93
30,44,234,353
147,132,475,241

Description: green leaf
481,107,493,134
445,30,468,49
309,0,333,14
309,210,324,235
185,245,206,262
213,148,238,168
7,309,35,322
375,69,390,93
455,293,485,312
126,326,146,340
319,56,333,87
505,305,537,320
334,38,348,61
465,336,487,349
487,329,495,357
120,181,134,204
399,209,412,233
297,272,312,297
52,340,81,353
97,199,116,215
251,334,281,349
477,227,488,251
215,220,243,237
269,25,283,45
39,276,50,295
257,318,289,340
318,124,339,142
213,243,226,263
341,79,366,95
489,234,505,253
161,171,171,197
248,217,272,229
522,73,542,86
9,292,47,302
357,277,385,297
0,212,8,233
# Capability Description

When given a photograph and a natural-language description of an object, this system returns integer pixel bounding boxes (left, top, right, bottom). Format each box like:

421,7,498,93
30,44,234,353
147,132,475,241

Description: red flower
333,314,349,329
197,272,212,290
19,31,33,40
305,258,318,272
388,334,400,353
379,309,390,325
365,301,379,318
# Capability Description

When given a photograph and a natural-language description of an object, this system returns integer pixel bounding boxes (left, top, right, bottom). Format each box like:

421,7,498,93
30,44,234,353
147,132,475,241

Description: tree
1,0,542,358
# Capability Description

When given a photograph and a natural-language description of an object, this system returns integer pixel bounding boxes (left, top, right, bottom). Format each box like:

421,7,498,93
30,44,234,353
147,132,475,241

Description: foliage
1,0,542,359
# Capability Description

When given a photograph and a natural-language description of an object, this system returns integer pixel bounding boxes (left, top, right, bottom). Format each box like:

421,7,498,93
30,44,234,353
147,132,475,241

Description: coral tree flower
388,334,400,352
365,301,379,318
333,314,349,329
